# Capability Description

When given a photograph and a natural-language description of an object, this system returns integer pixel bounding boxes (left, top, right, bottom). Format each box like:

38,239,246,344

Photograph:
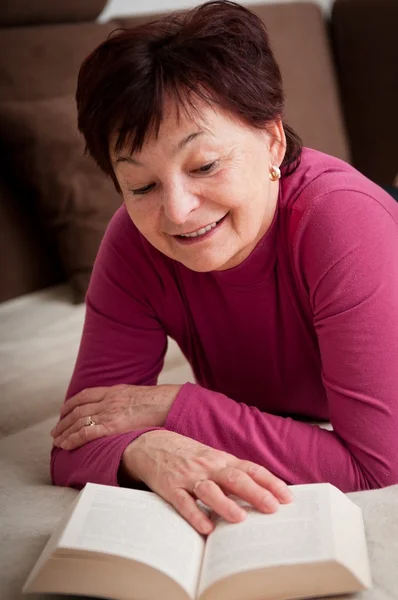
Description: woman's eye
130,183,155,196
194,161,217,174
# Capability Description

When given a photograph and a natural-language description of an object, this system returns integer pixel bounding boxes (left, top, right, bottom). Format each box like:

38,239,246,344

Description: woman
50,0,398,535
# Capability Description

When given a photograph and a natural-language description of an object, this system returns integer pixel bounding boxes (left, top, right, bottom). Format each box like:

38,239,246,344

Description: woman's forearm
165,383,397,492
51,427,162,489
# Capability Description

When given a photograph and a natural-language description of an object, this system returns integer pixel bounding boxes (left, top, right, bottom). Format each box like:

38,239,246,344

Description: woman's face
112,99,285,272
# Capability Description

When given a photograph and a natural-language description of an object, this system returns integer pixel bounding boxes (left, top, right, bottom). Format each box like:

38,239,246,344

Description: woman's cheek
212,169,242,205
123,199,149,231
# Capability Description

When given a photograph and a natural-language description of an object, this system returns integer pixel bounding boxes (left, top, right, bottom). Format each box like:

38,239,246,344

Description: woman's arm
164,189,398,492
51,207,167,489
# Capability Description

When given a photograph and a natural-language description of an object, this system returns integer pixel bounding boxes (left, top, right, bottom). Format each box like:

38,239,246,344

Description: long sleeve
51,208,167,489
165,190,398,492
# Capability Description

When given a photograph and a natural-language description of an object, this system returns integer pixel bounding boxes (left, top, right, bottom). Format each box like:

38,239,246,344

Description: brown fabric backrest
0,178,64,302
0,21,120,302
0,2,350,302
249,2,350,163
0,0,107,27
0,22,118,102
117,2,350,163
331,0,398,185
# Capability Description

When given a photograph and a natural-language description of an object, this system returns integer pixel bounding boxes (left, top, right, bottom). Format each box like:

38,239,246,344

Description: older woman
50,0,398,535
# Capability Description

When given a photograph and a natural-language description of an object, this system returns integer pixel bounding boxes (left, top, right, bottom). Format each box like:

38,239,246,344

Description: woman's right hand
120,430,293,535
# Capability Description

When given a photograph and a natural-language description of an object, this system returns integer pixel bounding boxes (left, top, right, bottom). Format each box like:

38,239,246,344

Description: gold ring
85,416,96,427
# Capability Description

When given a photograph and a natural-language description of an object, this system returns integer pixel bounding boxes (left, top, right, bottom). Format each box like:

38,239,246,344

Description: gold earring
269,165,281,181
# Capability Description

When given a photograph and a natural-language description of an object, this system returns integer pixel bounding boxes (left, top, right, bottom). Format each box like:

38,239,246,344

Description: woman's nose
162,181,201,225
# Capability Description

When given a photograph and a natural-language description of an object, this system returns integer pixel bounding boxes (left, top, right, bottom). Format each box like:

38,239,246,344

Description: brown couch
0,0,397,304
1,2,398,600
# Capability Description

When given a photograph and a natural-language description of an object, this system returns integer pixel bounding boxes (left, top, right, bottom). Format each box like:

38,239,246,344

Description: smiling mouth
174,214,228,240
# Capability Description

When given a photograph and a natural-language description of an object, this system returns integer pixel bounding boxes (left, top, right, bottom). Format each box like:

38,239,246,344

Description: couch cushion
0,0,107,27
117,2,350,163
0,22,118,102
0,179,63,303
251,2,350,163
0,20,122,300
0,96,122,301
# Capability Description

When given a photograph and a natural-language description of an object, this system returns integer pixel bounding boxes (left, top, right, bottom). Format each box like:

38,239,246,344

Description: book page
59,483,205,599
330,486,372,589
198,483,334,596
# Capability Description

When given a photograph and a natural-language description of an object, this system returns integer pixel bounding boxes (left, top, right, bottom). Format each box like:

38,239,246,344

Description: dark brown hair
76,0,301,190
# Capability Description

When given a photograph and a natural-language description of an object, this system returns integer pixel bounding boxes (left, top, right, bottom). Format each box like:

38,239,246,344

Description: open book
23,482,371,600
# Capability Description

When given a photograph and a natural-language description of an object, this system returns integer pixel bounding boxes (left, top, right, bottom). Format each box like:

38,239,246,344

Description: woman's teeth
179,221,218,238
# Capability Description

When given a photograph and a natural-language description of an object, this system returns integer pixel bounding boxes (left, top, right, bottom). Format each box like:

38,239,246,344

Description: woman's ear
267,118,286,168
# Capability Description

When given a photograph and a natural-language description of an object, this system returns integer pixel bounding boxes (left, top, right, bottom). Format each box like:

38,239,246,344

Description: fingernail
201,522,213,535
60,441,68,449
230,505,247,521
278,487,293,503
263,495,279,512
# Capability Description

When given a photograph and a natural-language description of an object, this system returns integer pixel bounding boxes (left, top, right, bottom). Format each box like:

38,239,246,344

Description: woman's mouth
174,214,228,244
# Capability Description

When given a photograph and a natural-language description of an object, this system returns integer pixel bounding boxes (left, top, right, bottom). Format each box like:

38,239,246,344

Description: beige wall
99,0,333,21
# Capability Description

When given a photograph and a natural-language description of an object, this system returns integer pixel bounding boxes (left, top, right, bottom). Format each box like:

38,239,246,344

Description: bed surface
0,285,397,600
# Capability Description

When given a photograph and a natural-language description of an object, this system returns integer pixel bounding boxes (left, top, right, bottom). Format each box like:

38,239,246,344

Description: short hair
76,0,302,190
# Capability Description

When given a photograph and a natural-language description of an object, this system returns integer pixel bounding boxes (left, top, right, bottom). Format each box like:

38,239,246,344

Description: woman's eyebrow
172,130,204,155
114,129,209,167
114,155,142,166
114,130,206,166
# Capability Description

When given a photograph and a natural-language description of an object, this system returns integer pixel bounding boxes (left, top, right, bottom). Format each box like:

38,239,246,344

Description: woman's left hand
50,384,181,450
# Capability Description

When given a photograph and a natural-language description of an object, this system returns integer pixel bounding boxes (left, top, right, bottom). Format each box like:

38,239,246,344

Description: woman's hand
121,430,293,535
51,384,181,450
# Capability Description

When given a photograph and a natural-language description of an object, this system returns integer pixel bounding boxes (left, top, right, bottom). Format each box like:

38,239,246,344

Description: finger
168,488,214,535
193,479,247,524
241,462,293,504
54,417,107,450
216,466,280,514
51,402,100,439
57,387,110,421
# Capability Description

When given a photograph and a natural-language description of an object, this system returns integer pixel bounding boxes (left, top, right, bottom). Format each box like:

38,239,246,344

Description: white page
59,483,205,599
330,486,372,589
199,483,334,595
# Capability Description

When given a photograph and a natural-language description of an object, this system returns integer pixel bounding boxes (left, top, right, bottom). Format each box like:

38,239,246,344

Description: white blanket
0,284,194,438
0,285,397,600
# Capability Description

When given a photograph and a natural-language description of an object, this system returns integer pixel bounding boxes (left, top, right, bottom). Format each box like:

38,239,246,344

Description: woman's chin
170,236,246,272
177,254,230,273
170,244,235,272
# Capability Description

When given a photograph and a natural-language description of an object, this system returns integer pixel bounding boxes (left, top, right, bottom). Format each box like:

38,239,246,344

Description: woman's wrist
154,384,182,425
118,435,147,486
118,430,164,486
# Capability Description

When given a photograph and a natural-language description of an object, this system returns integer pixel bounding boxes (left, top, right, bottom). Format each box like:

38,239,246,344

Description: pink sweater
51,148,398,492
